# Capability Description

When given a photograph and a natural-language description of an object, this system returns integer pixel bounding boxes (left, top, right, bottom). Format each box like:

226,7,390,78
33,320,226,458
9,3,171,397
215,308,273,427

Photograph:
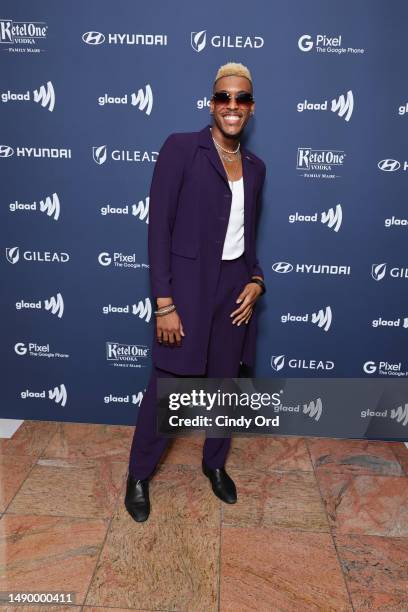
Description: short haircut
213,62,253,91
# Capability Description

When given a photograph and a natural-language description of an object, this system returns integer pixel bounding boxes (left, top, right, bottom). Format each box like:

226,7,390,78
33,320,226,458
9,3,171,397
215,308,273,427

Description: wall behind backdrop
2,1,408,428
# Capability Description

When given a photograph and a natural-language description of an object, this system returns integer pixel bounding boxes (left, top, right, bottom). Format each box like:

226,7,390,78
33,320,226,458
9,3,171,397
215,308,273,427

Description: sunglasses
212,91,254,107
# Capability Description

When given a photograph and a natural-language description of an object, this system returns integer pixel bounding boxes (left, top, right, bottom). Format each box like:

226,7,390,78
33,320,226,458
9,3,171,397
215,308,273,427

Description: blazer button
224,193,231,198
219,216,226,221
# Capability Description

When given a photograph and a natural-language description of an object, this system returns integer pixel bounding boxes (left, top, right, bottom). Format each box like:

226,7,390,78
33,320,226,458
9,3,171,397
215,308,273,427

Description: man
125,62,267,522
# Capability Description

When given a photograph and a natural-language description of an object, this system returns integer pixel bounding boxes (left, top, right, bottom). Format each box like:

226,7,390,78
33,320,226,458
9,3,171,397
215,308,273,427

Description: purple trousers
128,253,249,480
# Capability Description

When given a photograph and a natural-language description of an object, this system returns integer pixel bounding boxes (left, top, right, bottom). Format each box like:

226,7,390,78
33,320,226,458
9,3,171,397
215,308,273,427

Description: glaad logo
398,103,408,116
16,292,64,318
363,360,407,377
297,91,354,122
372,317,408,329
102,299,152,323
0,18,48,52
14,342,69,359
297,147,346,180
100,198,150,223
270,354,335,372
372,263,408,281
391,404,408,427
49,384,67,406
303,398,323,421
20,384,67,406
9,192,60,220
0,144,71,159
297,34,364,55
1,81,55,111
6,247,69,264
272,261,351,276
385,216,408,228
106,342,150,368
191,29,264,53
98,85,153,115
104,392,145,406
92,144,157,164
98,251,148,269
82,31,167,46
281,306,332,332
289,204,342,232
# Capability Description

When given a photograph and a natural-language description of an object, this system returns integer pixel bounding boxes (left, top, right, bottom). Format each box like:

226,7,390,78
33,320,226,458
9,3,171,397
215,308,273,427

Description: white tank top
221,176,245,259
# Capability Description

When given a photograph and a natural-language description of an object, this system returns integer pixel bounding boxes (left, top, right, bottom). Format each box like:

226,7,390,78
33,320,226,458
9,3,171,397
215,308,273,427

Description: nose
227,96,239,111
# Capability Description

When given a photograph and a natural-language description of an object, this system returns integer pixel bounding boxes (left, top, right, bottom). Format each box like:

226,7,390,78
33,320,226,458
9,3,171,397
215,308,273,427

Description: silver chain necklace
210,127,241,163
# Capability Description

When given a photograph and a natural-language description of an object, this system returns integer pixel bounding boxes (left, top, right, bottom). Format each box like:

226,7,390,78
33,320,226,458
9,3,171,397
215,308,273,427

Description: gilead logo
372,263,408,280
6,247,69,264
191,29,263,53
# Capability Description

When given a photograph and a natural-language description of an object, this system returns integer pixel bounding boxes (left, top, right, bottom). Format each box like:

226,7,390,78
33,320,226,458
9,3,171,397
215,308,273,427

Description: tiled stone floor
1,421,408,611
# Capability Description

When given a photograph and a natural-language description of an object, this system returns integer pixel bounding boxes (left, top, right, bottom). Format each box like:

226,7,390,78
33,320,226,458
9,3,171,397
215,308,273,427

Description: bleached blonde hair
213,62,253,90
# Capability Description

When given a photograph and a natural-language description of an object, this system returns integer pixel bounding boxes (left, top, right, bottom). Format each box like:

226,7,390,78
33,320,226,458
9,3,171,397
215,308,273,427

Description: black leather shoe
202,459,237,504
124,472,150,522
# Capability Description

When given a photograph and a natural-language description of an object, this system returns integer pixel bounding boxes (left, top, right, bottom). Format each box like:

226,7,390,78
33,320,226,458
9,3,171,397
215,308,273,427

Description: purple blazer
148,123,266,375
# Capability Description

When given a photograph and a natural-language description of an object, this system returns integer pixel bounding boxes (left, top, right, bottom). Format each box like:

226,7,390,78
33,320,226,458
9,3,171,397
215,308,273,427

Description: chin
217,119,245,138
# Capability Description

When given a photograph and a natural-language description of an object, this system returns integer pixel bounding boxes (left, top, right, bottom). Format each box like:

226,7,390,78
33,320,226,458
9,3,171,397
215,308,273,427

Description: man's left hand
230,281,263,325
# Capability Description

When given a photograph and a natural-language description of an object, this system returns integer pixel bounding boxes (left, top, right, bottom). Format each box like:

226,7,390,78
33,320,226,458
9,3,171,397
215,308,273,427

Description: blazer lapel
198,123,256,255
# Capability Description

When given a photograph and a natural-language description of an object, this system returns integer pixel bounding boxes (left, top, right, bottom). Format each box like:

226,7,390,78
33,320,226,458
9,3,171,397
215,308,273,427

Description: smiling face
210,75,255,139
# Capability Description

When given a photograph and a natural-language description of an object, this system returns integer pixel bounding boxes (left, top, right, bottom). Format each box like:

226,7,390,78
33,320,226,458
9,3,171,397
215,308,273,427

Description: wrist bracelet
154,303,176,316
250,277,266,295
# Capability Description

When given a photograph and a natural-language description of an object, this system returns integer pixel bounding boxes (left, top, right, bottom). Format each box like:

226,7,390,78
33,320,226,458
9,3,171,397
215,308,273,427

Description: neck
210,123,240,151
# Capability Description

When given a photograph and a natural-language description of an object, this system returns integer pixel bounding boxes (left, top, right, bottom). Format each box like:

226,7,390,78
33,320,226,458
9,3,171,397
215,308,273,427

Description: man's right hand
155,298,185,346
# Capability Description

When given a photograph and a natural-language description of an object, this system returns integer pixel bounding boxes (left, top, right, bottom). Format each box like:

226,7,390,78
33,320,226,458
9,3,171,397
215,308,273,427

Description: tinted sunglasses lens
236,93,253,106
212,92,230,104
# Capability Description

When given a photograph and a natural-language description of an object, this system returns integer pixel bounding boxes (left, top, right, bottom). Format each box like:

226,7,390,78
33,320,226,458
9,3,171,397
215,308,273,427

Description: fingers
232,305,253,326
156,324,183,346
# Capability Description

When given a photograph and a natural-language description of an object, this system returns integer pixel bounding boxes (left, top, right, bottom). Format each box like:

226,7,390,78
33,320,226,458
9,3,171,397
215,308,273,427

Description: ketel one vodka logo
297,90,354,122
0,18,48,50
10,192,61,220
98,84,153,115
289,204,342,232
190,29,264,53
297,147,346,179
1,80,55,111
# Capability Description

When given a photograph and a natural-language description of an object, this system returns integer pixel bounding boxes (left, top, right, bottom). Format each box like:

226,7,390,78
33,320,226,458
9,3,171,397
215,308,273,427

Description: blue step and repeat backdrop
2,1,408,432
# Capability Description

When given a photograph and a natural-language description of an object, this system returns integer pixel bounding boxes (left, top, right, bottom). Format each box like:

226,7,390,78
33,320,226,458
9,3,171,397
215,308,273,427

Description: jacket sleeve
251,162,267,280
148,133,185,298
